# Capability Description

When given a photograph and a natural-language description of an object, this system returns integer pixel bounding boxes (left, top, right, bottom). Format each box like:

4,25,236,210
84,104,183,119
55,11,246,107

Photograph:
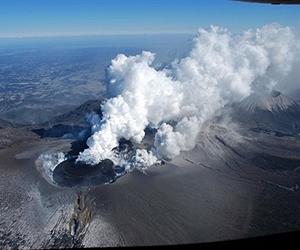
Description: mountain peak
270,90,281,98
240,90,299,113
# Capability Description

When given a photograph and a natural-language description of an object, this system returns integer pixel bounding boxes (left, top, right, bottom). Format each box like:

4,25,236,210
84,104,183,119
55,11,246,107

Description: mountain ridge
232,90,300,135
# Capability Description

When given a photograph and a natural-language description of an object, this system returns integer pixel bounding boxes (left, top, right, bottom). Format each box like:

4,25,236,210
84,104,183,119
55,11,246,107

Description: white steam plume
36,152,66,185
77,23,299,167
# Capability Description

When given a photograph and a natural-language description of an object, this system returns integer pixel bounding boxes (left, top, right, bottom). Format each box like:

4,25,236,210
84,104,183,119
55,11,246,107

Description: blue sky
0,0,300,37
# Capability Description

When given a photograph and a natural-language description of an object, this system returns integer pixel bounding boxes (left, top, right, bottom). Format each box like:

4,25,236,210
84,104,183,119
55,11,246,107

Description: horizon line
0,31,195,39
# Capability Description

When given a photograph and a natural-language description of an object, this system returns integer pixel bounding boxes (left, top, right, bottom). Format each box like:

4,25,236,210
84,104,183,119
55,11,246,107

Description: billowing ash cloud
77,23,299,168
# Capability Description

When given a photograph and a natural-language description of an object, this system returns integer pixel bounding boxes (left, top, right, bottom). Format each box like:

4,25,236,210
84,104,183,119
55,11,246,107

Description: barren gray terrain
1,96,300,248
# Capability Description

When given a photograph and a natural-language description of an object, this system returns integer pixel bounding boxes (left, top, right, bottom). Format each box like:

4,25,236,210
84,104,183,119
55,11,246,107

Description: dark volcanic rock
53,158,117,187
30,99,105,139
251,153,300,171
32,124,87,139
46,99,104,126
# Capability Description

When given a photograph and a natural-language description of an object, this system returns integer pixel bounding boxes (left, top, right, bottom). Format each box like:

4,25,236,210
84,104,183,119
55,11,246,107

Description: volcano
2,92,300,248
232,90,300,135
